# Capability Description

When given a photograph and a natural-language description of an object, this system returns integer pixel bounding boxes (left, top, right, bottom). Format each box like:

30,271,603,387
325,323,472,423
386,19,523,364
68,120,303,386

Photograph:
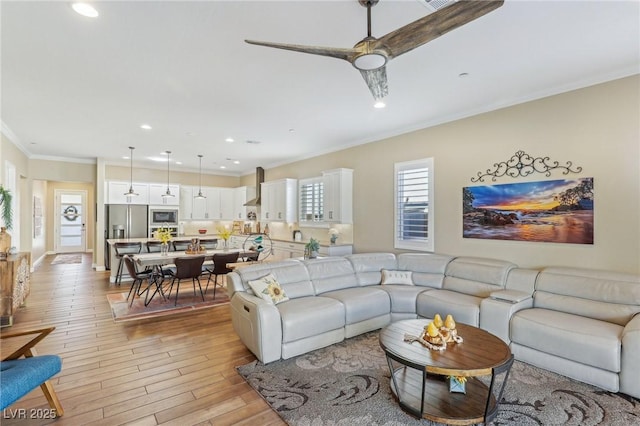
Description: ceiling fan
246,0,504,104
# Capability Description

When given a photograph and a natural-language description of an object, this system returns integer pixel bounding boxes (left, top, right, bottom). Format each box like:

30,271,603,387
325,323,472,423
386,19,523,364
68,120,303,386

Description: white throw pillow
381,269,414,285
248,273,290,304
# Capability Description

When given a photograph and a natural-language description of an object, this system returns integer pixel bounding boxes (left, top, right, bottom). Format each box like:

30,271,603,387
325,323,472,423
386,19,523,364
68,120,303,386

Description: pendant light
194,154,206,199
124,146,139,197
161,150,174,198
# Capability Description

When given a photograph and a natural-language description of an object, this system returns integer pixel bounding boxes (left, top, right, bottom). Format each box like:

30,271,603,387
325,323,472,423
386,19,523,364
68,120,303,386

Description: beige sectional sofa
227,253,640,399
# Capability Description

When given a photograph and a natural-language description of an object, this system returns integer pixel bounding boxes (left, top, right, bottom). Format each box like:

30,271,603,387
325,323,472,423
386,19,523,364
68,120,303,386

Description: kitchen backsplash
180,220,353,245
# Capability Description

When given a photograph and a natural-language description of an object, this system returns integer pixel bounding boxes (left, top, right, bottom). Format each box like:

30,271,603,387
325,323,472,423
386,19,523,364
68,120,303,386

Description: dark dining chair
166,256,206,306
146,241,176,279
123,255,156,306
205,252,239,299
243,251,260,262
113,242,142,285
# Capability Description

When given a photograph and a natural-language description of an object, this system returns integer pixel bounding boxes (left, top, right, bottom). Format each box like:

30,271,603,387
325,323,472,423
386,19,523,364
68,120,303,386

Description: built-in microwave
149,208,179,226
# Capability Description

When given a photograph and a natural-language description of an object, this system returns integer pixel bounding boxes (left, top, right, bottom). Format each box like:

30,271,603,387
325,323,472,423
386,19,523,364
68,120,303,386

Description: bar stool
114,242,142,285
172,240,190,251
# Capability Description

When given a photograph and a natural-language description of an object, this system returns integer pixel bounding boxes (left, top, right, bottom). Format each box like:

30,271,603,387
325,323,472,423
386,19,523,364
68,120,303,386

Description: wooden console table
1,252,31,327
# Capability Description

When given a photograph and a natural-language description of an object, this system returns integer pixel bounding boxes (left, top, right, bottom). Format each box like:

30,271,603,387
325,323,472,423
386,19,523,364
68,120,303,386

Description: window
299,177,324,223
394,158,434,251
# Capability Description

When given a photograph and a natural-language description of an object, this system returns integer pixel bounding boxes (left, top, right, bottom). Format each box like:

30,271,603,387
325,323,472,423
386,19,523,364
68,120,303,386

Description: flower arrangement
447,375,467,393
155,227,172,244
328,228,339,244
217,225,232,241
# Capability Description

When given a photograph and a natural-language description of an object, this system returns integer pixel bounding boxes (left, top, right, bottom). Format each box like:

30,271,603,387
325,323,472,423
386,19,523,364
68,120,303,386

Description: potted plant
305,238,320,259
0,185,13,230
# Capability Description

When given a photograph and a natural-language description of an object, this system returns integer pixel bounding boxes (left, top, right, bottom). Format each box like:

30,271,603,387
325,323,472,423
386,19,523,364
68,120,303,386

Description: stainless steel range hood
244,166,264,206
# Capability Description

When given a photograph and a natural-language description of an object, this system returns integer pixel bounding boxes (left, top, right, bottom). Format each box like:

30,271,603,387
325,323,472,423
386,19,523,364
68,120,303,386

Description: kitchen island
106,234,352,283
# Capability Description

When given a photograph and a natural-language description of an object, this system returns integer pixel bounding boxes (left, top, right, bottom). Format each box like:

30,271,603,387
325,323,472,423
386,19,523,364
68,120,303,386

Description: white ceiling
2,0,638,176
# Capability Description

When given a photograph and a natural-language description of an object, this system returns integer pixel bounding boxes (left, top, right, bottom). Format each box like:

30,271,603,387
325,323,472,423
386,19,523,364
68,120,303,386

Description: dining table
132,248,249,269
131,249,251,305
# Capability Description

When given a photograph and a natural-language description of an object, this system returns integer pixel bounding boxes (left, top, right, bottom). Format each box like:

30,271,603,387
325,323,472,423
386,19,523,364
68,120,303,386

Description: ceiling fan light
71,3,99,18
353,53,387,71
374,100,386,109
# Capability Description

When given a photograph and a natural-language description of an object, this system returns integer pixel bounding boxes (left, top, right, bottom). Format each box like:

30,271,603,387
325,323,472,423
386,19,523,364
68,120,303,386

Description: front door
55,190,87,253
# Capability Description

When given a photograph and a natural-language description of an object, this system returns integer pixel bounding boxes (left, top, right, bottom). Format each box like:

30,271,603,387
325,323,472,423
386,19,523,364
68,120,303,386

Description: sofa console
227,253,640,399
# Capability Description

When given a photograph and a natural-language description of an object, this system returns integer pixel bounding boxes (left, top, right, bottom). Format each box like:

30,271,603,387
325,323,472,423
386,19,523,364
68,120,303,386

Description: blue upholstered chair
0,327,64,416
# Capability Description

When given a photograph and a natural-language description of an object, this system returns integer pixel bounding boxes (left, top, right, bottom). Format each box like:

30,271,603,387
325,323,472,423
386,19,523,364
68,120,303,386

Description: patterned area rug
107,284,229,322
237,332,640,425
51,253,83,264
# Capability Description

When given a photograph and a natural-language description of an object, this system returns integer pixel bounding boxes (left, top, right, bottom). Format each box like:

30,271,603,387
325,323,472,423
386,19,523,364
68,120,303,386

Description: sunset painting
463,178,594,244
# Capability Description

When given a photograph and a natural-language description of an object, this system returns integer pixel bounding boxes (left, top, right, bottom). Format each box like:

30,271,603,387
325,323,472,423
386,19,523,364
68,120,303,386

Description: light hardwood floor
1,253,285,426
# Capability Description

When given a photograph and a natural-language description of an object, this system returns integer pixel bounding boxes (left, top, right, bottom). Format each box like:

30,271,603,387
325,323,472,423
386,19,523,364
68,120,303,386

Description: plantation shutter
394,158,434,251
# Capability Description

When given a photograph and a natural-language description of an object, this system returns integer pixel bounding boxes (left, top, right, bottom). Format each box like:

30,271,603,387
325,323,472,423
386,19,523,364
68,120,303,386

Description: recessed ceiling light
122,156,130,160
374,101,386,109
140,124,152,130
233,160,240,165
225,138,235,143
71,3,99,18
176,161,182,165
220,165,226,169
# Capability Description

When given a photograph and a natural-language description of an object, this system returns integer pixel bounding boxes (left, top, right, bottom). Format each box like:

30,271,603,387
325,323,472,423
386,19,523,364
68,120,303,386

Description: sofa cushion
535,267,640,326
443,257,516,297
322,287,390,324
277,296,345,343
236,260,314,299
381,269,413,285
397,253,454,288
416,289,482,326
247,273,289,305
304,257,358,294
511,308,623,372
346,253,397,286
380,285,431,314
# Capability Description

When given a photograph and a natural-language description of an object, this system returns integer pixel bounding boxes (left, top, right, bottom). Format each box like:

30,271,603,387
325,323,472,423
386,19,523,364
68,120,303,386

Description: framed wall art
463,178,593,244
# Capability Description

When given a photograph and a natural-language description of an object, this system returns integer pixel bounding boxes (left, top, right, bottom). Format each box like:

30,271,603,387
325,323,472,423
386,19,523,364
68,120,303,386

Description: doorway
55,190,87,253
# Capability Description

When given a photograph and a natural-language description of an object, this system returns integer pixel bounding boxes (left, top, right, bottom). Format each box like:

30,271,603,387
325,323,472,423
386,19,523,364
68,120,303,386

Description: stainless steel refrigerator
104,204,148,269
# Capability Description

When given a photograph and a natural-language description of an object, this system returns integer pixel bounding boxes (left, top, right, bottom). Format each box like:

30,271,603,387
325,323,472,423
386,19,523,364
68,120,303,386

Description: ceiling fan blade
360,66,388,100
377,0,504,59
245,39,357,62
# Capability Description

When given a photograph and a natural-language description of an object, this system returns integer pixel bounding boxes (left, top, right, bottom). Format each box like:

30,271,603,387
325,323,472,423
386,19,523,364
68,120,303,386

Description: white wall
265,75,640,274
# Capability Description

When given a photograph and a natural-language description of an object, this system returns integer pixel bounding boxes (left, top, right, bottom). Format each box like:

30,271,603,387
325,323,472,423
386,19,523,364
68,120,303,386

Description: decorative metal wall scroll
471,150,582,183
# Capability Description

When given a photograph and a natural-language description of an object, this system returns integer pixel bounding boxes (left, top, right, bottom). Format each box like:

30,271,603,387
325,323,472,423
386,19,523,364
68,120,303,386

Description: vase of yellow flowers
156,226,172,256
217,225,232,250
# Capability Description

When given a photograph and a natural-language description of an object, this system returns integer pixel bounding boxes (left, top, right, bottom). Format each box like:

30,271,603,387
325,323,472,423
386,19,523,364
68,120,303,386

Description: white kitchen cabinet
107,181,149,205
179,186,194,220
219,188,235,220
261,179,297,222
149,184,180,206
323,168,353,224
233,186,256,220
273,241,305,260
318,244,353,257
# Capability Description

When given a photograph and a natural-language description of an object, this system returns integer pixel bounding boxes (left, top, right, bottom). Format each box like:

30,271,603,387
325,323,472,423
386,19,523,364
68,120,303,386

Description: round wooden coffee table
379,319,513,425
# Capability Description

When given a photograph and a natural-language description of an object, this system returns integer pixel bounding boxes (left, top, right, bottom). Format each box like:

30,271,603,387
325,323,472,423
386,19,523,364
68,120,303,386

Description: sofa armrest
230,292,283,364
489,289,532,304
480,294,533,345
620,313,640,399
